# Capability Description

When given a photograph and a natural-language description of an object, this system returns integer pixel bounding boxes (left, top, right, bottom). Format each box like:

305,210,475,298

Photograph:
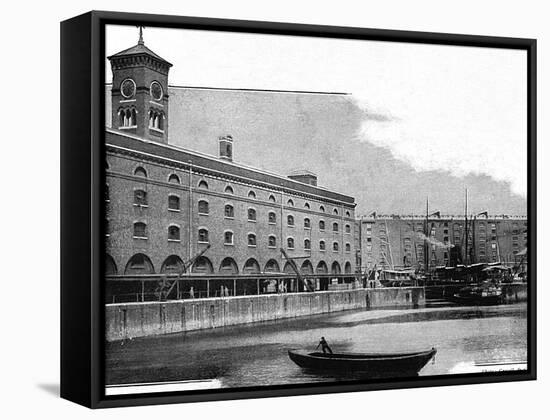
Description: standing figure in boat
316,337,333,354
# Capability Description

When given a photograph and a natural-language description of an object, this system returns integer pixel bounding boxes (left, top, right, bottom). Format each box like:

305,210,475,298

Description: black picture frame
60,10,537,409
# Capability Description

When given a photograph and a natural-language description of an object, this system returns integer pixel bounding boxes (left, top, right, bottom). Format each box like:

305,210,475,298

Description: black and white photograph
103,22,530,396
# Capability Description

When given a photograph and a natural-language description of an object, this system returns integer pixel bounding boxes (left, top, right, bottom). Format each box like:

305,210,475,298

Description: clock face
120,79,136,98
150,81,163,101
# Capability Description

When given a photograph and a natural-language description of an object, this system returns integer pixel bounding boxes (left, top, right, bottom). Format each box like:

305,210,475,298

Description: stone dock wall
106,287,425,342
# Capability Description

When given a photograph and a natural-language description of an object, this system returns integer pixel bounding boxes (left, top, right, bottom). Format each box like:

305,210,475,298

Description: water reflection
106,303,527,388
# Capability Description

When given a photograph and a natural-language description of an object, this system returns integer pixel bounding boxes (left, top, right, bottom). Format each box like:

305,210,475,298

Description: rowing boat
288,348,436,376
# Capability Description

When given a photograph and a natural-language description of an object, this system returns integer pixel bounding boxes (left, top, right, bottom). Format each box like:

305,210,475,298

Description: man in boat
316,337,333,354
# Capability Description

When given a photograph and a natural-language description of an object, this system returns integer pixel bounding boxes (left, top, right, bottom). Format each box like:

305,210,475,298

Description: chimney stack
219,135,233,161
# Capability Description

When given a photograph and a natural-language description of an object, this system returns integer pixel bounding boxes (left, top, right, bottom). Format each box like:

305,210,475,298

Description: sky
105,25,528,216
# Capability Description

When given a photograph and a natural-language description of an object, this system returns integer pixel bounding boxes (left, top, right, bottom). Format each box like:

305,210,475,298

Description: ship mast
425,197,429,275
464,188,468,267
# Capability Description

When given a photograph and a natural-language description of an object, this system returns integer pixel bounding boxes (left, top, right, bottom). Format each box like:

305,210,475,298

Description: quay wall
105,287,424,342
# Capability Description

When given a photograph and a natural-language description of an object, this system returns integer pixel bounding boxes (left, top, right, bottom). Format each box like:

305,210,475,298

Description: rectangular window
168,195,180,211
198,229,209,243
225,205,234,218
224,231,233,245
134,190,148,206
198,200,209,214
133,223,147,238
248,208,257,221
168,226,180,241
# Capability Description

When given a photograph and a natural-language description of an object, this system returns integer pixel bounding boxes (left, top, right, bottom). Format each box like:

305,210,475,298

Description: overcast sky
105,25,527,215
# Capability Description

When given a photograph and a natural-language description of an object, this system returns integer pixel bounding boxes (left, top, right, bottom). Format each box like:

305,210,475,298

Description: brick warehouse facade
105,38,357,279
359,214,528,271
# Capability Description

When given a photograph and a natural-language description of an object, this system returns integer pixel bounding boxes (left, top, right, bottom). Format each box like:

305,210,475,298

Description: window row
129,223,351,251
130,192,352,233
125,169,353,218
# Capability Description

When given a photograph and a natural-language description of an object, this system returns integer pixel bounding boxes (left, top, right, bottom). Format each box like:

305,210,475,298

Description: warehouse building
104,34,357,288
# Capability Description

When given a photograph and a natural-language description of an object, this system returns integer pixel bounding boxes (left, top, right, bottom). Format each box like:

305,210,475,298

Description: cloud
348,48,527,198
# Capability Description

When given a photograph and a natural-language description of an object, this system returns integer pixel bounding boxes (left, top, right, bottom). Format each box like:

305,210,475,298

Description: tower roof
108,42,173,67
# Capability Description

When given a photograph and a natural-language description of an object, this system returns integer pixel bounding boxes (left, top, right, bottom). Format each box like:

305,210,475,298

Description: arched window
168,173,180,184
304,218,311,229
105,254,117,275
168,195,180,210
319,240,326,251
224,230,234,245
319,205,325,213
243,258,261,274
287,199,294,207
198,200,209,214
268,235,277,248
287,215,295,226
134,189,147,206
133,222,147,238
248,190,256,199
268,194,276,203
190,256,213,274
168,225,180,241
134,167,147,178
304,202,310,209
316,261,328,274
248,208,257,221
161,255,184,274
345,224,351,233
344,262,352,274
346,210,351,217
248,233,257,246
198,228,209,243
345,243,351,252
158,113,164,130
198,180,208,190
333,242,339,252
304,239,311,250
224,204,234,218
148,109,164,130
264,259,280,273
287,237,295,249
224,185,234,194
120,108,137,127
301,260,313,274
219,257,239,274
333,222,339,232
268,211,276,224
319,220,325,231
125,253,154,274
333,208,339,215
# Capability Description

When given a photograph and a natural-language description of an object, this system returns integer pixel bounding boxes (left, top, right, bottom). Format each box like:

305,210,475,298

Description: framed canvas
60,11,536,408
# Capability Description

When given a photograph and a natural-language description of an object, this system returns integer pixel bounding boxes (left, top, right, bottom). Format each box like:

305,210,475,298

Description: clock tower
108,28,172,143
